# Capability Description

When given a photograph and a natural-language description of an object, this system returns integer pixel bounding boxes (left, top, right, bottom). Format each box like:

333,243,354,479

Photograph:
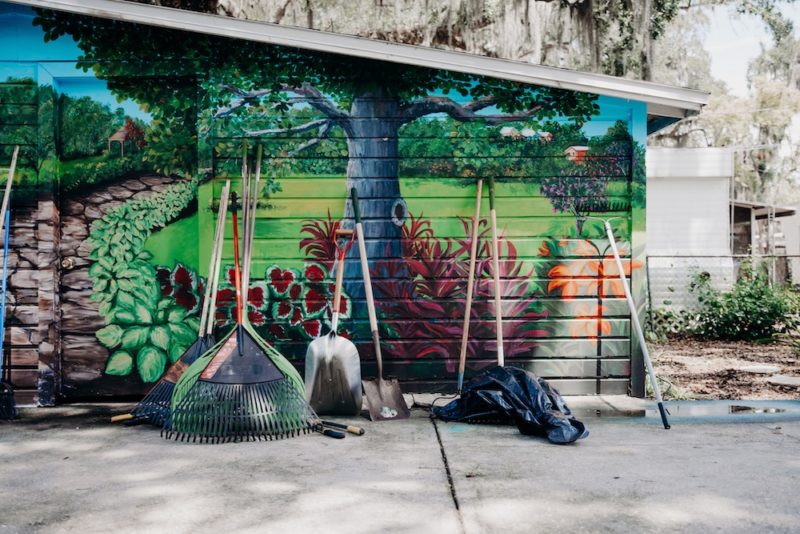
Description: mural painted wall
0,3,647,400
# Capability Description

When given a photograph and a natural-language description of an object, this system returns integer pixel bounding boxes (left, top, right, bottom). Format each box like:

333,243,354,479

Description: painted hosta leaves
105,351,133,376
121,326,150,350
137,346,167,383
96,324,123,349
85,178,203,381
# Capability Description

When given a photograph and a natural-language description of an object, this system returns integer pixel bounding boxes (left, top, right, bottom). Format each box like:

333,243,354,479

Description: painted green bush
87,178,200,382
61,152,152,194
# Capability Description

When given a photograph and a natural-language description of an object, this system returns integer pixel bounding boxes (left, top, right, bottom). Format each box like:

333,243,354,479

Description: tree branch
245,118,330,137
399,96,541,125
216,83,350,125
289,122,333,155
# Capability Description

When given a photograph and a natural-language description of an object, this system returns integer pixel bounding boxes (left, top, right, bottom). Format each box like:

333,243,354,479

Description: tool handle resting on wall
603,220,670,430
457,178,483,393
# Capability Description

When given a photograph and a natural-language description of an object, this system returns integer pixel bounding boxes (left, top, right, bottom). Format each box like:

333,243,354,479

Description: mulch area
651,338,800,400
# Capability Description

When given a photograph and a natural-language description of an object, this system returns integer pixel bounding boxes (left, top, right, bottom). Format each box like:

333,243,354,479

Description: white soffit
9,0,708,119
647,147,734,179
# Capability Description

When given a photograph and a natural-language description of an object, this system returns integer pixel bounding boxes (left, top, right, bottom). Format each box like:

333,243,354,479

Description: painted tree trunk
343,94,406,298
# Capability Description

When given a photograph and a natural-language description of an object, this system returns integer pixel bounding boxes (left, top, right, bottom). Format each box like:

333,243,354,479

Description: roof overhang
732,199,796,219
7,0,708,129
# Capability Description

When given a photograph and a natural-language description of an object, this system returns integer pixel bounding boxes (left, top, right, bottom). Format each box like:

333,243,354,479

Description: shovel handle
321,419,366,436
315,424,346,439
110,413,134,423
332,229,355,328
351,188,384,378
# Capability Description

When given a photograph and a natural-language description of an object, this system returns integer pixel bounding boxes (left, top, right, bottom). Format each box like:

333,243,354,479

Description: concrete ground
1,396,799,534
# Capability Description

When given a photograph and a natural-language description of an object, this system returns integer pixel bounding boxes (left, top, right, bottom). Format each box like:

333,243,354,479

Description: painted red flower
304,263,326,283
269,324,288,340
302,319,322,338
273,301,293,320
289,282,302,300
156,267,172,296
248,310,266,326
216,288,236,307
266,265,297,296
302,286,327,317
289,307,303,326
248,285,266,308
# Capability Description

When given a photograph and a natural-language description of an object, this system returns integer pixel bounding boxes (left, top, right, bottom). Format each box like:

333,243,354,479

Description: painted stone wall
0,3,647,400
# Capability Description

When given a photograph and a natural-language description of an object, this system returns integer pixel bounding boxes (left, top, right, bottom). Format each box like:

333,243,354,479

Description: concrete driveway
1,398,799,534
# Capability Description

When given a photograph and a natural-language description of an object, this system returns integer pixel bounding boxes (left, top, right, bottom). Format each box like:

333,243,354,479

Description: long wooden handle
198,181,229,336
0,146,18,249
206,183,230,337
243,144,262,290
231,192,243,324
488,177,504,367
331,245,345,332
351,188,384,378
457,178,483,392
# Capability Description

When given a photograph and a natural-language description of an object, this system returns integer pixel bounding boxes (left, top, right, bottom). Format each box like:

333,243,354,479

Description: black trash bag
433,366,588,444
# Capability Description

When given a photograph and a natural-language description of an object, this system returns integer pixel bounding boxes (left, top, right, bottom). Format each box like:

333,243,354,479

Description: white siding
646,148,734,309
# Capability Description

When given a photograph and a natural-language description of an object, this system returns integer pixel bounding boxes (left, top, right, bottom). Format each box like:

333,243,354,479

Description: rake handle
488,177,504,367
231,192,243,324
206,183,230,337
199,180,229,336
457,178,483,393
0,146,18,247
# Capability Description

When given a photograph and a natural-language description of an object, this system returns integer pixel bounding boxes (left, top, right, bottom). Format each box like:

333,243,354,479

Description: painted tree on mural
34,10,599,273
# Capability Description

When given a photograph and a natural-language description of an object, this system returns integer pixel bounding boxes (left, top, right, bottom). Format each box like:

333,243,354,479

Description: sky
704,2,800,96
0,4,152,122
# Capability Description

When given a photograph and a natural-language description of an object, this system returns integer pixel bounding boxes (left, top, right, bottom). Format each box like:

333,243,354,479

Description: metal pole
604,220,670,429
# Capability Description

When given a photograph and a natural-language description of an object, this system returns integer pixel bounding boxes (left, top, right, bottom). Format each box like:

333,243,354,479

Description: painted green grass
197,174,631,273
144,212,200,272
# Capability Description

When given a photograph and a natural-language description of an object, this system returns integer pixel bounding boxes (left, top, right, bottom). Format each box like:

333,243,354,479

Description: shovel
305,228,362,415
352,188,410,421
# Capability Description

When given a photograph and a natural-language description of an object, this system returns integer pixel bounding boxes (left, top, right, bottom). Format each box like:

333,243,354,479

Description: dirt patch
652,339,800,400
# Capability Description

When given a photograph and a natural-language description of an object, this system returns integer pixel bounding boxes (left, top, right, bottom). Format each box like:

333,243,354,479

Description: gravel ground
651,338,800,400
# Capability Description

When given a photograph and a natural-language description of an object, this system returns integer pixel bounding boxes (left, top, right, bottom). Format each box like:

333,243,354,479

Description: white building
647,147,735,309
646,147,796,310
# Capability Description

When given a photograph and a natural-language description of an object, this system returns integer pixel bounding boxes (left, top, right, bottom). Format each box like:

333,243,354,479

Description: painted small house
564,146,590,164
0,0,707,405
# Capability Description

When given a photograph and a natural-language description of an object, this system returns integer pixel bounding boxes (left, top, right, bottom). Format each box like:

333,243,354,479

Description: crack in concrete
430,414,466,534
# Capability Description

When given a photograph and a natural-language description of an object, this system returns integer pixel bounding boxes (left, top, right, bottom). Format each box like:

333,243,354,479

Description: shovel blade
305,334,362,415
362,377,411,421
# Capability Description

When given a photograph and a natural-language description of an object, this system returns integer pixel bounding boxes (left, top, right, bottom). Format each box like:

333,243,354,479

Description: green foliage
60,152,151,194
0,78,57,189
34,10,598,178
688,264,798,341
59,95,124,159
88,178,200,382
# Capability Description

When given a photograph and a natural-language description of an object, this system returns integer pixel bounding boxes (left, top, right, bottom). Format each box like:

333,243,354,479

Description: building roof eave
8,0,708,120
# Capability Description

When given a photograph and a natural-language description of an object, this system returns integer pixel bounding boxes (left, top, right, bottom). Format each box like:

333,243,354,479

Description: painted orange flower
569,303,612,338
547,247,642,298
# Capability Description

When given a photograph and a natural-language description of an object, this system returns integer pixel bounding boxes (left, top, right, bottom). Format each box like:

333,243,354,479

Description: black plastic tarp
433,366,589,444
